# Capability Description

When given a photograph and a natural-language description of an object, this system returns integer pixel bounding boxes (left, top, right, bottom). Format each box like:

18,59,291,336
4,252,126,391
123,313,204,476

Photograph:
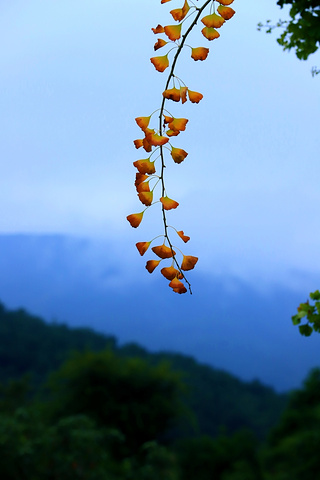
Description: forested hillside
1,301,319,479
0,302,286,439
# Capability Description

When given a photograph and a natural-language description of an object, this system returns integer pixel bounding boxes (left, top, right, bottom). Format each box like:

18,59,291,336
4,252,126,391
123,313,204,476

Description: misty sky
1,0,319,287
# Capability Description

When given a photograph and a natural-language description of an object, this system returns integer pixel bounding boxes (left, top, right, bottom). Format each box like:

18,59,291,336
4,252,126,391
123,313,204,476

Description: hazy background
0,0,319,392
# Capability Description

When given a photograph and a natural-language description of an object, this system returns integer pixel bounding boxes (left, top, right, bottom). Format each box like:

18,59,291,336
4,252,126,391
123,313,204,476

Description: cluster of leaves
291,290,320,336
127,0,236,294
257,0,320,63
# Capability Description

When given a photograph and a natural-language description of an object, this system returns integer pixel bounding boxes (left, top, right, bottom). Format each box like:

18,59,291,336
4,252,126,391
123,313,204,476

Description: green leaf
299,324,313,336
292,314,301,326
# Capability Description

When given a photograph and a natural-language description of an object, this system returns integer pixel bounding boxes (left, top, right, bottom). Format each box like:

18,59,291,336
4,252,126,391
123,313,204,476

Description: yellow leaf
126,212,143,228
150,54,169,72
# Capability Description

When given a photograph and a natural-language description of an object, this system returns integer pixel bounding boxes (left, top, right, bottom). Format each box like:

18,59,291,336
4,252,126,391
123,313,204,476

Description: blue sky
1,0,319,289
0,1,320,390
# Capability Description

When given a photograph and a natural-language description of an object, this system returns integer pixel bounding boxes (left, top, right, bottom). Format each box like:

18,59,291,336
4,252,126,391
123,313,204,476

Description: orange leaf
171,147,188,164
168,117,188,132
217,5,235,20
133,139,143,149
188,89,203,103
136,241,151,256
135,173,148,187
201,13,225,28
168,277,187,294
126,212,143,228
201,27,220,41
146,260,161,273
164,24,182,41
161,0,172,3
142,137,152,153
181,255,198,271
145,129,169,146
160,196,179,210
136,181,150,193
138,191,153,206
163,115,174,124
163,87,181,102
177,230,190,243
170,0,190,21
166,129,180,137
150,54,169,72
191,47,209,61
151,24,165,34
161,266,183,280
180,86,188,104
216,0,234,5
154,38,168,51
133,159,156,175
152,244,176,259
135,116,151,131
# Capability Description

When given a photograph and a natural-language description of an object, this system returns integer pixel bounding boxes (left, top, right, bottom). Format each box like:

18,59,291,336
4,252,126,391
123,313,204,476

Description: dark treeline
0,301,319,479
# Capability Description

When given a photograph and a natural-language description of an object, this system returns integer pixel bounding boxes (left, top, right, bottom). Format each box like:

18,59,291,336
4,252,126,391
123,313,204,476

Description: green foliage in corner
291,290,320,335
276,0,320,60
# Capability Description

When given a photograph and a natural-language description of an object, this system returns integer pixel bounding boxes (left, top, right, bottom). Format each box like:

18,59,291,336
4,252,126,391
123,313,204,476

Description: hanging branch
127,0,236,294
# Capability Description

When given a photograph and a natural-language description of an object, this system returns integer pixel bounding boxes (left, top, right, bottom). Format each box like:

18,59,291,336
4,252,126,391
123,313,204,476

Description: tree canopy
258,0,320,74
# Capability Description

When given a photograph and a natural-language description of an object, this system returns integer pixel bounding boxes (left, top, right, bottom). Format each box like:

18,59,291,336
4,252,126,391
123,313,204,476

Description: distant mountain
0,234,319,391
0,302,287,440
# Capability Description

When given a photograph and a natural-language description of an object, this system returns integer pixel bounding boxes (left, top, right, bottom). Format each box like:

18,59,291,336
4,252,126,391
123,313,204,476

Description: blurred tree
175,430,263,480
263,368,320,479
0,410,123,480
42,350,186,454
258,0,320,74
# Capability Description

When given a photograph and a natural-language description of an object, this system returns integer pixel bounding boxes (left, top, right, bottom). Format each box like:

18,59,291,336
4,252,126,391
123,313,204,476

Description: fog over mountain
0,234,319,392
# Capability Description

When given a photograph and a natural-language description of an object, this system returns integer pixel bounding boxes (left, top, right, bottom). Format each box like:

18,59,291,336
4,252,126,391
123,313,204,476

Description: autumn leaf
168,277,187,294
135,116,151,131
171,147,188,164
150,54,169,72
151,24,165,34
161,266,183,280
201,27,220,41
154,38,168,51
188,89,203,103
134,173,148,187
152,244,176,259
216,0,234,5
177,230,190,243
191,47,209,61
163,115,174,124
201,13,225,28
217,5,235,20
146,260,161,273
133,139,143,149
166,129,180,137
133,159,156,175
142,137,152,152
126,212,144,228
181,255,198,271
136,241,151,256
136,181,150,193
138,191,153,206
164,24,182,41
163,87,181,102
145,129,169,146
160,196,179,210
180,86,188,104
168,117,188,132
170,0,190,22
